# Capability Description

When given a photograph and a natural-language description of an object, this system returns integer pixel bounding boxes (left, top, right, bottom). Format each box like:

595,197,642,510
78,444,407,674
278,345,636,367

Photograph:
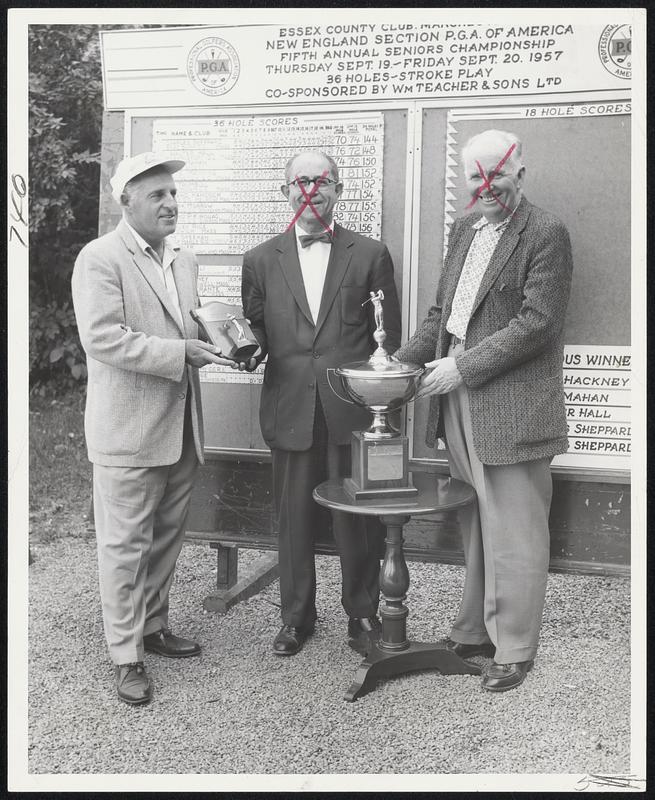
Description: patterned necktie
447,222,501,339
299,231,333,248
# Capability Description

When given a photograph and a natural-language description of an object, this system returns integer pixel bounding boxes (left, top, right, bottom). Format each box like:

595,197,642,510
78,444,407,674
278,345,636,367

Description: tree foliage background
29,24,104,392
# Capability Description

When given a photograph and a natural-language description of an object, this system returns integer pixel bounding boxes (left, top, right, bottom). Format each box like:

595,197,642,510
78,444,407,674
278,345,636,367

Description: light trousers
444,344,552,664
92,410,198,664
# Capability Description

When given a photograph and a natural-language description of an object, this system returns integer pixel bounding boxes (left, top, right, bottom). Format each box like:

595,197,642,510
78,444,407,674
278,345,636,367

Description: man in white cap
72,152,232,704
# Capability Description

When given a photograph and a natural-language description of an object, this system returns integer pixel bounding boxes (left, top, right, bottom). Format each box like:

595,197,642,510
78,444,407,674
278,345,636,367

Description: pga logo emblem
598,25,631,80
187,37,241,96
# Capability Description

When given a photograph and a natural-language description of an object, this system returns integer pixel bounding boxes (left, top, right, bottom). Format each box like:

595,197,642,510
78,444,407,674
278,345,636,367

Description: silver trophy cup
328,290,424,500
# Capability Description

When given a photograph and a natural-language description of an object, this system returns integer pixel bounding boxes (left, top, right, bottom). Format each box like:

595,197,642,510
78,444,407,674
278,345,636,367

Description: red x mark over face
285,170,333,233
465,142,517,213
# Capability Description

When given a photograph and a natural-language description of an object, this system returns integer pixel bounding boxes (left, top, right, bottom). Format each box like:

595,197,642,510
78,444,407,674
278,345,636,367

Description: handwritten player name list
152,113,384,255
553,345,631,470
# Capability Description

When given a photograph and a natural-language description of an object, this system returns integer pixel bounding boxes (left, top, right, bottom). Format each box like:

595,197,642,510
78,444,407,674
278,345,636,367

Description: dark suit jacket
395,197,573,465
242,224,401,450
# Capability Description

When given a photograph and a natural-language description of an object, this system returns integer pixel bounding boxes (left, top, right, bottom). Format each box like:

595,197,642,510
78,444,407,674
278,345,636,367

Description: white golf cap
110,151,185,204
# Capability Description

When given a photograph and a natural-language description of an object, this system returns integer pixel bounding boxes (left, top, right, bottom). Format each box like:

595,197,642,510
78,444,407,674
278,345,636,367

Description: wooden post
213,542,238,590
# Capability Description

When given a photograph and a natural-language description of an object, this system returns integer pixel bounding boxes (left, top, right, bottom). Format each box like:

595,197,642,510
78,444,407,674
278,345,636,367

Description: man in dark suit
395,130,573,692
241,150,401,655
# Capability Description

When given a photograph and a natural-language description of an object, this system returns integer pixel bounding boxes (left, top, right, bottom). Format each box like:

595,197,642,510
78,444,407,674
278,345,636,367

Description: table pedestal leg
344,514,481,702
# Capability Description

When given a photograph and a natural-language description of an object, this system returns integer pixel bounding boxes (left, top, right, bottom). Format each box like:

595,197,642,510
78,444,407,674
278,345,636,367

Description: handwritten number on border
9,173,27,248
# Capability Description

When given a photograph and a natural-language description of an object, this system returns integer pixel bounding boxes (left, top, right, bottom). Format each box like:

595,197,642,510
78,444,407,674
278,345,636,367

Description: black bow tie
299,231,333,248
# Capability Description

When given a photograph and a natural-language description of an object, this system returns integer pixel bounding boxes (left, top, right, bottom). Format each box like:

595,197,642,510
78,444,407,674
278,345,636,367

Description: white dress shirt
125,221,184,330
294,224,333,325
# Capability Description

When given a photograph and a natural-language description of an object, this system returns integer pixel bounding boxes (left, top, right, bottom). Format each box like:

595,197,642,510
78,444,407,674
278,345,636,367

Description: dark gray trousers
271,397,382,629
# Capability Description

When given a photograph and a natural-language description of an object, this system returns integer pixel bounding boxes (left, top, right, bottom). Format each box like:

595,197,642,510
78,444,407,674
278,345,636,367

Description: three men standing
241,151,402,656
75,130,570,698
395,129,573,691
72,153,232,704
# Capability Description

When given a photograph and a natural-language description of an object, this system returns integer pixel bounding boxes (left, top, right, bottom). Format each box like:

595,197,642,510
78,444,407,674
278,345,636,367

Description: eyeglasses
286,176,340,189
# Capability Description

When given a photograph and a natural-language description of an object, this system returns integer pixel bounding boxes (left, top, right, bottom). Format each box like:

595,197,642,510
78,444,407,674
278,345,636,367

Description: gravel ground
28,536,631,776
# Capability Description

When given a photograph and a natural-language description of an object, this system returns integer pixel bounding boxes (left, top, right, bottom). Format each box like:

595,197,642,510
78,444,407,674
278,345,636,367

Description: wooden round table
313,471,478,701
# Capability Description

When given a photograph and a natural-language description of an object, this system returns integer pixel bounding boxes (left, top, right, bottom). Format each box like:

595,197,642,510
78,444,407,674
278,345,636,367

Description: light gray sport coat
71,219,204,467
395,197,573,465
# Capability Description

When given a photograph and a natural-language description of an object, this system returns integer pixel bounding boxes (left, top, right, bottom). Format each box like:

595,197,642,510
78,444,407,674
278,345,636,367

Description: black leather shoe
482,660,534,692
272,624,315,656
143,628,201,658
116,662,152,705
348,616,382,640
445,638,495,659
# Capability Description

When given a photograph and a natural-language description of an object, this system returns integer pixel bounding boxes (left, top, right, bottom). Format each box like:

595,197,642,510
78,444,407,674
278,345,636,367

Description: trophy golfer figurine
366,289,385,331
227,314,246,342
363,289,387,360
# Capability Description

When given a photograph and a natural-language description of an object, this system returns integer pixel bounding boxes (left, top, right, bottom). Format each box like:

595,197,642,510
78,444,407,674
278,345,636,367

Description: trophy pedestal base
343,478,418,502
345,431,416,502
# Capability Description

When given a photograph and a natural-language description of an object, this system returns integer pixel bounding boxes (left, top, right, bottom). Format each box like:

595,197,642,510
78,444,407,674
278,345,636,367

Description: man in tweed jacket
72,153,230,705
395,130,573,692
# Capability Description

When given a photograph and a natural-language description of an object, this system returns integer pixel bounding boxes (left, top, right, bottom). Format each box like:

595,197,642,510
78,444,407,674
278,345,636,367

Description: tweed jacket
242,224,401,450
395,197,573,465
71,219,204,467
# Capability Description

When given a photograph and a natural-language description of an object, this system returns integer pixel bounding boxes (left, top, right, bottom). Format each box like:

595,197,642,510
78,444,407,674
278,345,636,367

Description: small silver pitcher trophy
190,301,260,362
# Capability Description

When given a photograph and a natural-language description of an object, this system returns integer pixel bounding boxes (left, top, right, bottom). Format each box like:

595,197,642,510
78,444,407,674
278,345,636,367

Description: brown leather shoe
143,629,201,658
445,638,495,659
348,616,382,640
272,624,315,656
116,662,152,705
482,660,534,692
